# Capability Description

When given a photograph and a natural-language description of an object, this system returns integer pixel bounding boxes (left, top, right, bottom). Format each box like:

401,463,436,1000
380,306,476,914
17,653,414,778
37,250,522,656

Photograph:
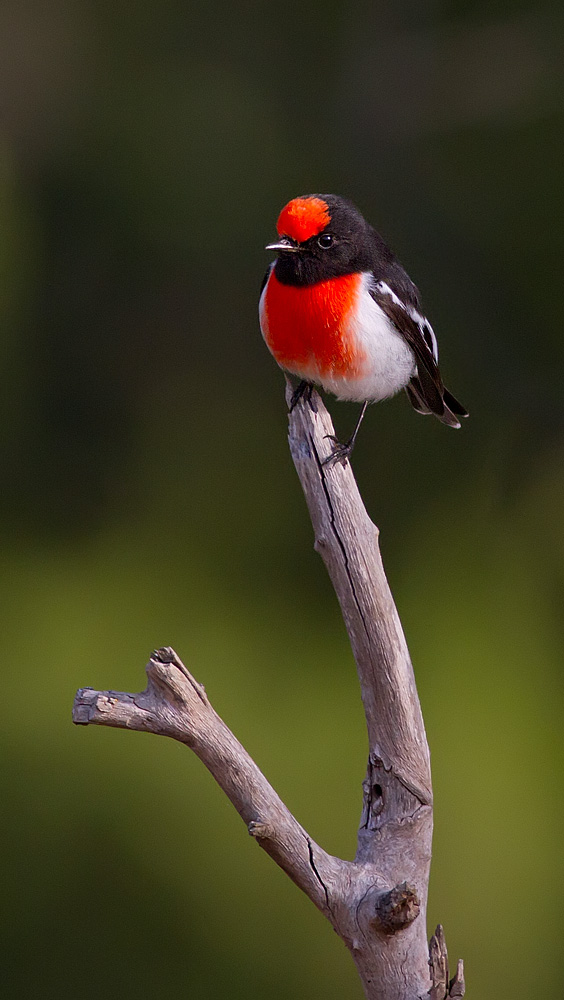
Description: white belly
317,272,416,403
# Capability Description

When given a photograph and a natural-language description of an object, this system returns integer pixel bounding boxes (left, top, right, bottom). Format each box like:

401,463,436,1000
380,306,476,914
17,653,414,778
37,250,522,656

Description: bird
259,194,467,462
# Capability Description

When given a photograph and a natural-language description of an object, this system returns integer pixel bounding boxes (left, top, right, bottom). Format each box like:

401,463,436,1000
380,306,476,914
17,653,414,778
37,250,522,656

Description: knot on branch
429,925,465,998
371,881,420,933
248,820,275,841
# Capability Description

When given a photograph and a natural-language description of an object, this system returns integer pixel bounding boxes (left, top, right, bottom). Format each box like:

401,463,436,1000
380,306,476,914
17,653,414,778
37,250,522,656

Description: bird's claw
322,435,352,467
289,380,318,413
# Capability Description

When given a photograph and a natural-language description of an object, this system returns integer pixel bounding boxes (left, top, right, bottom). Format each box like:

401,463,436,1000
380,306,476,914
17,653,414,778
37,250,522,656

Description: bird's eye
317,233,334,249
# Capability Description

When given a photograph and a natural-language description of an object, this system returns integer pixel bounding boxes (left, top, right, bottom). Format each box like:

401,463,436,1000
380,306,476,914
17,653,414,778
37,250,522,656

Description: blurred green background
1,0,563,996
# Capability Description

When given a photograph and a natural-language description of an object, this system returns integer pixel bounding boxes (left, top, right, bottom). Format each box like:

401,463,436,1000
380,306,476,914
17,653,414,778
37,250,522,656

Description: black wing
370,279,468,428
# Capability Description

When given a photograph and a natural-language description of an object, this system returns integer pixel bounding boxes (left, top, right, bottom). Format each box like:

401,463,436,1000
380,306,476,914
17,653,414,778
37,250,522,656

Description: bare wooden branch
286,380,431,804
72,386,464,1000
74,646,343,913
286,385,442,997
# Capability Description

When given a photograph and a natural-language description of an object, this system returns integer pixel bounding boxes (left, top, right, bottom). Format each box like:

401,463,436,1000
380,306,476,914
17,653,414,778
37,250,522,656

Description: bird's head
266,194,375,286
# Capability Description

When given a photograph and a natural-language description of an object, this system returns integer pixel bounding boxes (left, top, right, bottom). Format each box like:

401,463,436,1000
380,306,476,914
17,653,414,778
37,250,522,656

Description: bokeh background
1,1,563,996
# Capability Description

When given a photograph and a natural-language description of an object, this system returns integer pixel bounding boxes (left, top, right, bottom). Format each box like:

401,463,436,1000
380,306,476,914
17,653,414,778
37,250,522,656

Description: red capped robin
259,194,467,462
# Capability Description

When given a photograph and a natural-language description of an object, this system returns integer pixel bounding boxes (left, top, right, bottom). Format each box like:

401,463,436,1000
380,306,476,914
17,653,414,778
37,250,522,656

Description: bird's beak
265,239,299,253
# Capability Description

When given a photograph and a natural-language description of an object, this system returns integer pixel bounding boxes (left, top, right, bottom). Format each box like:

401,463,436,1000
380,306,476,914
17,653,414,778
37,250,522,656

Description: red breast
261,270,368,380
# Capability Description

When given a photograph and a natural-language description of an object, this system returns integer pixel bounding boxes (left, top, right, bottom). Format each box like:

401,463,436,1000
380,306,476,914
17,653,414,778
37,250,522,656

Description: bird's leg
322,400,369,466
347,400,369,451
289,379,318,413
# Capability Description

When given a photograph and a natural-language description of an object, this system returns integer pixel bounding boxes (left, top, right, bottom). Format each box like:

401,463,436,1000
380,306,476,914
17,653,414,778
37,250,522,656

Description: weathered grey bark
73,385,464,1000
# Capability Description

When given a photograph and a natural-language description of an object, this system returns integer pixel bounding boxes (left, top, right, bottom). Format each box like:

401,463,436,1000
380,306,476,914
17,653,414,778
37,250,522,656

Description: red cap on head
277,197,330,243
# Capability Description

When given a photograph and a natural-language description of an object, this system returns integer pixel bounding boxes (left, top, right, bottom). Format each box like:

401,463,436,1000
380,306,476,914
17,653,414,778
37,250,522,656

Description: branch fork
73,385,463,1000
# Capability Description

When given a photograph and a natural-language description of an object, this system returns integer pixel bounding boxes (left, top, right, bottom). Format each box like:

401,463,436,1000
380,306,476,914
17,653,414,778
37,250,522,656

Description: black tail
406,377,468,429
443,388,468,418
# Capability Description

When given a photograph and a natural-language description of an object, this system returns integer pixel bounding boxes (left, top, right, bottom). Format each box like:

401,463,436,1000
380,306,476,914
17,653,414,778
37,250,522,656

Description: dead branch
73,385,463,1000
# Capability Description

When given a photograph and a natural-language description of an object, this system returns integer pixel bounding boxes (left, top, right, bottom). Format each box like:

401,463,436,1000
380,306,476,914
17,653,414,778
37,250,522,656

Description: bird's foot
322,435,354,467
289,380,318,413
